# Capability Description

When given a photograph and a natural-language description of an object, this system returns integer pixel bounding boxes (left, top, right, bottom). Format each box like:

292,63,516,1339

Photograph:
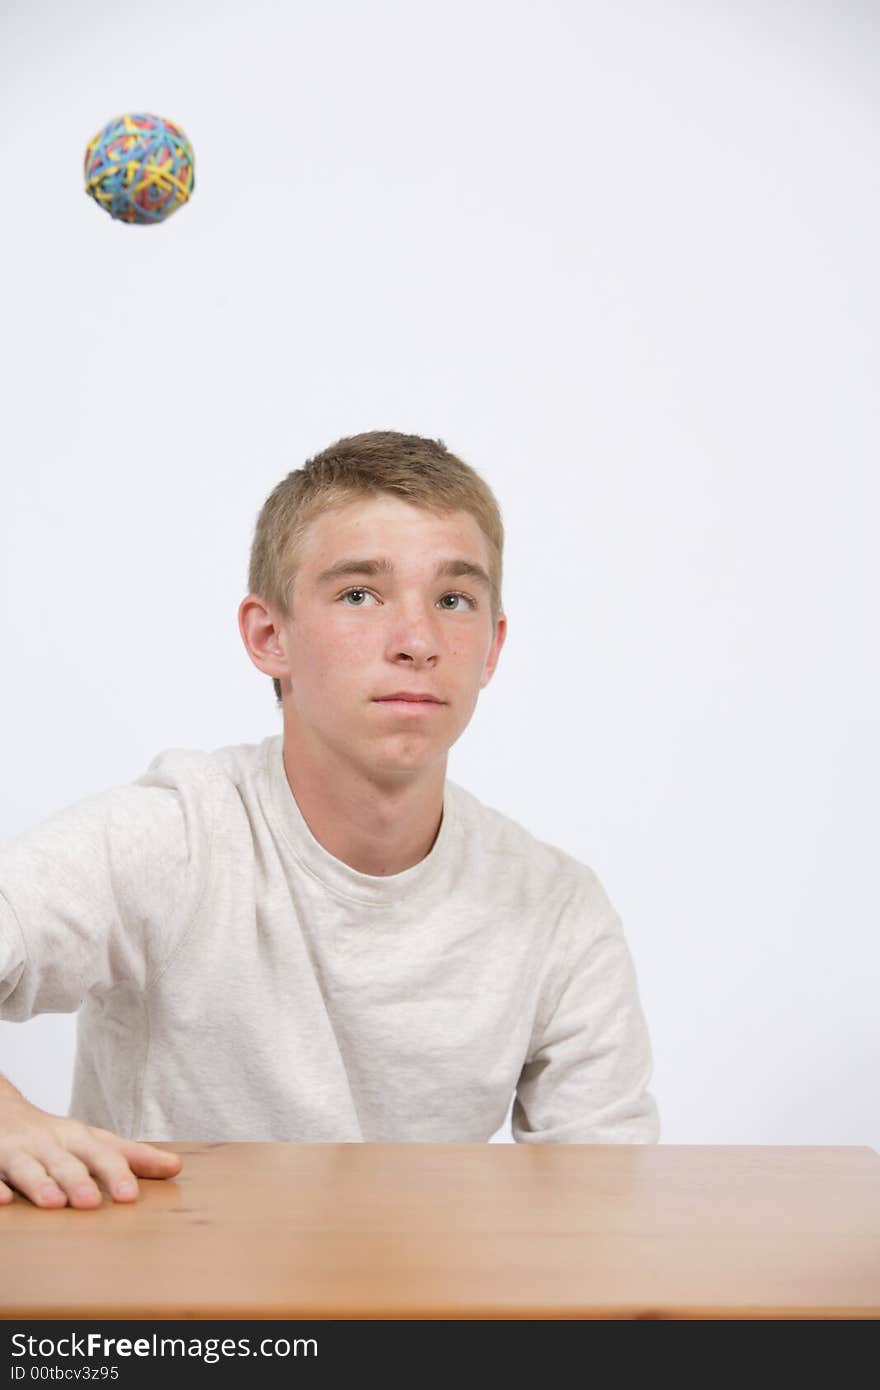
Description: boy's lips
373,691,445,703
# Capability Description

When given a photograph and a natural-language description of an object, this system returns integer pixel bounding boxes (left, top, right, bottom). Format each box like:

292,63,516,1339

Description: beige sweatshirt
0,733,660,1144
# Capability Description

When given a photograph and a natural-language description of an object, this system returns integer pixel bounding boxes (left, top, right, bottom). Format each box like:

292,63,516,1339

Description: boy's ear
238,595,288,677
481,612,508,688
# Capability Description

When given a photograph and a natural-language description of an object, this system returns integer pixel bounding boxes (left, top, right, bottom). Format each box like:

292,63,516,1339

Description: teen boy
0,430,659,1211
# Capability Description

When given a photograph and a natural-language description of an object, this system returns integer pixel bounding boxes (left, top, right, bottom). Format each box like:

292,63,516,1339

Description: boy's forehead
303,498,484,559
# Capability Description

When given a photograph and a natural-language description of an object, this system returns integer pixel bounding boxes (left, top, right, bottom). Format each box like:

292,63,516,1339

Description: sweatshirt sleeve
0,753,215,1021
512,866,660,1144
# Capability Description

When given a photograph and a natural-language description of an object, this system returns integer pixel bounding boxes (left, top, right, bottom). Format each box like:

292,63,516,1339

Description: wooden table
2,1143,879,1319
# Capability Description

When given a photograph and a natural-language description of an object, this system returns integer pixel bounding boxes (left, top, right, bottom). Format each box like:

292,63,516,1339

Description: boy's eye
338,588,475,611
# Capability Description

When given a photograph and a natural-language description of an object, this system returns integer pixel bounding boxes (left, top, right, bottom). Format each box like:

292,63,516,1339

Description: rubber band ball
83,113,195,224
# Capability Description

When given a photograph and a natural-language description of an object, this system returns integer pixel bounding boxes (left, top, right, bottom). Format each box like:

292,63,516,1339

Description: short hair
247,429,506,705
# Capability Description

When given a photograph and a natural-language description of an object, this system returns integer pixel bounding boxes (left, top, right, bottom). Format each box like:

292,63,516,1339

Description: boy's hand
0,1096,183,1208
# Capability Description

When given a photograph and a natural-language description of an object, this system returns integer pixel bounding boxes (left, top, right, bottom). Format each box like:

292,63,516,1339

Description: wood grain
2,1144,879,1319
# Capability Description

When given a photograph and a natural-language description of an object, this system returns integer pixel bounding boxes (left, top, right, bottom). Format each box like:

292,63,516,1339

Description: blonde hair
247,429,505,704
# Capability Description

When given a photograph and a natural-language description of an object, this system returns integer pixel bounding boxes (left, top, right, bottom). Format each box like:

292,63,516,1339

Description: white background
1,0,877,1148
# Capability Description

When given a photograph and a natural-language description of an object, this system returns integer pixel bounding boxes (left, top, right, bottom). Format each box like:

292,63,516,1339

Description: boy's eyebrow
315,557,492,590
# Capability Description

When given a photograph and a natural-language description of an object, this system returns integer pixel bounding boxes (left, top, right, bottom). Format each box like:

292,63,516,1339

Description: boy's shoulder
135,734,275,795
447,778,609,908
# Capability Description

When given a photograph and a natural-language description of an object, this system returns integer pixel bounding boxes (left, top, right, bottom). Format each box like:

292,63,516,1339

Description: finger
42,1151,103,1207
62,1138,141,1203
86,1128,184,1178
0,1154,70,1209
0,1178,17,1203
116,1141,184,1178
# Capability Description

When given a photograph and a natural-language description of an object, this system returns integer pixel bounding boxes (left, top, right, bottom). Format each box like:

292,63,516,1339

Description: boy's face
261,496,506,778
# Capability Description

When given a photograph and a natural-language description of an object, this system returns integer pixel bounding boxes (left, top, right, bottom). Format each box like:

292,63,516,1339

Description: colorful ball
83,113,195,225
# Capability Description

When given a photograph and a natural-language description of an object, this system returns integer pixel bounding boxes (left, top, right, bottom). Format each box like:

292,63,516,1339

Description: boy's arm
512,870,660,1144
0,776,201,1020
0,764,211,1208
